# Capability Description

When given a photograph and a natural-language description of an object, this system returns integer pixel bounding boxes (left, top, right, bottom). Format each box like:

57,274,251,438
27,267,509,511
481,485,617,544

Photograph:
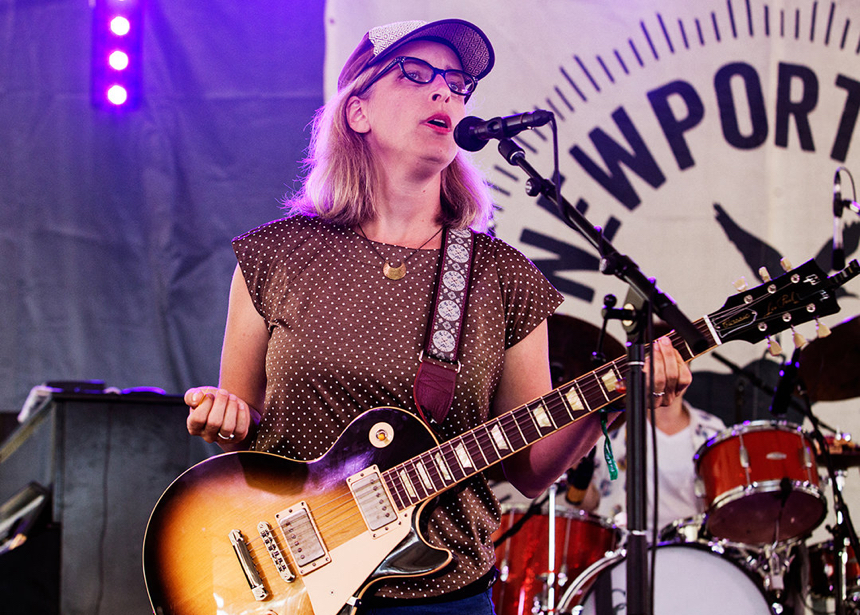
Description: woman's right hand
185,386,260,450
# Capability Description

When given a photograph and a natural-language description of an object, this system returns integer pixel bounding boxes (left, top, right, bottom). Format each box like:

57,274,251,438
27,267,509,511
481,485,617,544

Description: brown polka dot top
233,215,563,599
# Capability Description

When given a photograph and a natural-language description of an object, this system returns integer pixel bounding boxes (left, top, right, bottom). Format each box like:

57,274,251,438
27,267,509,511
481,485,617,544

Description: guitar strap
413,227,475,425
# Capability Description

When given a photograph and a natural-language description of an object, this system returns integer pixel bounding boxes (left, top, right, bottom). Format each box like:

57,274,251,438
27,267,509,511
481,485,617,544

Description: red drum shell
806,540,860,598
694,420,826,544
492,506,619,615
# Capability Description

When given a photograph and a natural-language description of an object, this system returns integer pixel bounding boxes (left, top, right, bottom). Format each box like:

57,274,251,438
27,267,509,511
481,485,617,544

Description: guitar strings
240,282,805,568
210,284,807,582
242,321,712,562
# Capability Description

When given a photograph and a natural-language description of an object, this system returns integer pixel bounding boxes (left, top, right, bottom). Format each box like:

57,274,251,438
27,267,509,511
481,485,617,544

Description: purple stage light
91,0,143,111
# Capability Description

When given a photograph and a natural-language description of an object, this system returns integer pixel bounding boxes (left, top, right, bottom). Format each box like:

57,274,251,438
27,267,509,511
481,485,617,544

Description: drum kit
491,314,860,615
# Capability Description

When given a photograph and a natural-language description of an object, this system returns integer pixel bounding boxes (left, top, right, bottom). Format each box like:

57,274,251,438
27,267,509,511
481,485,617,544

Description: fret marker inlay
490,424,509,451
601,371,619,394
435,453,452,481
454,443,473,469
399,469,416,498
415,461,433,491
565,388,584,411
533,405,551,428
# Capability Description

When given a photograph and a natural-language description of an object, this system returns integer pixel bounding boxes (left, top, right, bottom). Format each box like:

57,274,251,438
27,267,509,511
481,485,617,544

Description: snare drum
557,543,775,614
492,505,620,615
694,420,826,544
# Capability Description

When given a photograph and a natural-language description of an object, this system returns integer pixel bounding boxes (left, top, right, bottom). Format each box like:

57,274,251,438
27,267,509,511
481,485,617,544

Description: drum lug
801,444,813,469
498,559,509,582
558,563,569,588
739,444,750,469
694,477,705,498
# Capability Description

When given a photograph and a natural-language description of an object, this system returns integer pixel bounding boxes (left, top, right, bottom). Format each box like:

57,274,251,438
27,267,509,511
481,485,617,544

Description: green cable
600,410,618,480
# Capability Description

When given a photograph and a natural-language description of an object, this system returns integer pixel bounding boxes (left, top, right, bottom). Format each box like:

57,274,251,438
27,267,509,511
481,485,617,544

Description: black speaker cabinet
0,392,219,614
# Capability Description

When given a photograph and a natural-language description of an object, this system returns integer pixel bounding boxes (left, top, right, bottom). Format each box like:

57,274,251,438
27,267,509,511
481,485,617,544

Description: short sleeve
232,216,326,324
478,234,564,348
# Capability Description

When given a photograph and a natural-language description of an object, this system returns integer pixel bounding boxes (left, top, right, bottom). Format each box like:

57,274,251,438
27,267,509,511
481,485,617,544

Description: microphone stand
495,137,705,615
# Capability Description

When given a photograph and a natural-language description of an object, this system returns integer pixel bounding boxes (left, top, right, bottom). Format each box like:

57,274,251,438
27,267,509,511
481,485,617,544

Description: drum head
559,544,773,615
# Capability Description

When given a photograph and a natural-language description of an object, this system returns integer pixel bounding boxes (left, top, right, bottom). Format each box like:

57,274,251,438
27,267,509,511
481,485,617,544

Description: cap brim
368,18,495,81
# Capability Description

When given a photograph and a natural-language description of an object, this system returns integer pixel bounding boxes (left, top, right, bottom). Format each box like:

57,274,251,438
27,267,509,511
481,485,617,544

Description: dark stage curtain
0,0,325,409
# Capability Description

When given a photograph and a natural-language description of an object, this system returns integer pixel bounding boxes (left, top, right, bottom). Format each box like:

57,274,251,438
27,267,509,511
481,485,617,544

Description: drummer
573,381,725,537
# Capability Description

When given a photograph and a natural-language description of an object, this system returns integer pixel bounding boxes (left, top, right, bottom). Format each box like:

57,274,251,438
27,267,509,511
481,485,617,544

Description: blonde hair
285,55,494,232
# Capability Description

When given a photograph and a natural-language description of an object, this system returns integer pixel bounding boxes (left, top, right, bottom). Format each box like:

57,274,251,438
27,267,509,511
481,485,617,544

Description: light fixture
91,0,143,111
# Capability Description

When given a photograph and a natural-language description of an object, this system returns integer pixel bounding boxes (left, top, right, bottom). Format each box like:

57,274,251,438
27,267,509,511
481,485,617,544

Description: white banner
325,1,860,489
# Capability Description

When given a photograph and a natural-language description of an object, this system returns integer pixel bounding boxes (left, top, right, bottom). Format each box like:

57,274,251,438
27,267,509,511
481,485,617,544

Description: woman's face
348,40,469,178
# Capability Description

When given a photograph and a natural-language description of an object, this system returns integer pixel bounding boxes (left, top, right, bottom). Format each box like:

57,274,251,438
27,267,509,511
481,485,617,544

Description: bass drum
557,543,776,615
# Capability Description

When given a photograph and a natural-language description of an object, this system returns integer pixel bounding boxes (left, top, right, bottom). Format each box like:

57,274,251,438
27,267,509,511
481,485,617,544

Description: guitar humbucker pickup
347,466,398,536
276,501,330,575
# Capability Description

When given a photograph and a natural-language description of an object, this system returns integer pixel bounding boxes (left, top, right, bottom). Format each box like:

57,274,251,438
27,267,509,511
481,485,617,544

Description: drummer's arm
578,483,600,511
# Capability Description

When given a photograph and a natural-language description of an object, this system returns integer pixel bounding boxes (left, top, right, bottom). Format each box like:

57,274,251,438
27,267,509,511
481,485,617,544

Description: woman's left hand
647,336,692,406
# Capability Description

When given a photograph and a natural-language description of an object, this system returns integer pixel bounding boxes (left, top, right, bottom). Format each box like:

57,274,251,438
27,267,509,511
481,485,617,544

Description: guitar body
143,407,450,615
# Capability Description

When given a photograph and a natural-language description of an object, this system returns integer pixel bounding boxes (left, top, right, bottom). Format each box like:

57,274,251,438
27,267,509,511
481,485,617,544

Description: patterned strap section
426,228,474,362
413,227,475,424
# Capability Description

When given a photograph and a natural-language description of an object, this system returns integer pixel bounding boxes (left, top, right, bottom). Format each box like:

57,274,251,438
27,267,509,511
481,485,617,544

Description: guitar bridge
228,529,268,601
276,501,330,575
258,521,295,583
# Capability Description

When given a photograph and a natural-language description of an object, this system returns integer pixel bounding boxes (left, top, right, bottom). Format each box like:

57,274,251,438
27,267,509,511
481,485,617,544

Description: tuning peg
780,257,793,272
766,336,782,356
734,277,748,292
759,267,771,282
816,319,831,338
792,327,806,348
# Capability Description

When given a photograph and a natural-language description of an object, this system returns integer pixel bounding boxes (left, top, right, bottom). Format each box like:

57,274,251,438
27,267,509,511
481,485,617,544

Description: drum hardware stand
494,132,706,615
787,384,860,615
536,477,574,615
545,480,560,614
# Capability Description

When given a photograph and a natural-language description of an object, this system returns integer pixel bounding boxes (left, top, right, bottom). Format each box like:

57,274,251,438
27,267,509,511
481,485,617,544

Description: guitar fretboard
381,317,716,510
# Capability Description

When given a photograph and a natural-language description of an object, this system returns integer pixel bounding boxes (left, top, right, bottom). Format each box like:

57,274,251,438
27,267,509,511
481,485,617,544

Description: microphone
453,110,553,152
834,170,845,271
768,347,802,417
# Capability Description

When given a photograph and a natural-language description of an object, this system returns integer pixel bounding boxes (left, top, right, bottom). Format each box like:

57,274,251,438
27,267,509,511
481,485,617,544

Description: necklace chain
356,223,443,280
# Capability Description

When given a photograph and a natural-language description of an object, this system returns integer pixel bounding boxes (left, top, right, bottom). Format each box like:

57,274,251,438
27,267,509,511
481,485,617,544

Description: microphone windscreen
453,116,488,152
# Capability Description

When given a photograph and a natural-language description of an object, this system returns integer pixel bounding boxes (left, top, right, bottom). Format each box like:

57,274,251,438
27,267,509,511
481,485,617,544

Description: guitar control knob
369,422,394,448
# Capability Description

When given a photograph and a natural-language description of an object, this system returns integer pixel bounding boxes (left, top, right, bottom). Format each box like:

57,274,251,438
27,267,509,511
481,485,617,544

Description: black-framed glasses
361,56,478,97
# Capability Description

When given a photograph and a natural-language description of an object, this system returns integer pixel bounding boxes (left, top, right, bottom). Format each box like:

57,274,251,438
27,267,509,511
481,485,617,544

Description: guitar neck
381,316,718,510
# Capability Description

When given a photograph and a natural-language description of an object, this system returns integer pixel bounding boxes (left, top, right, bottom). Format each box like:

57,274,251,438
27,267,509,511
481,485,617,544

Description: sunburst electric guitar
143,258,859,615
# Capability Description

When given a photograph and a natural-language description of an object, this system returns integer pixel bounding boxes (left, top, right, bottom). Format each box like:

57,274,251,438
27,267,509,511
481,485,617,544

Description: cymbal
547,314,626,388
798,315,860,402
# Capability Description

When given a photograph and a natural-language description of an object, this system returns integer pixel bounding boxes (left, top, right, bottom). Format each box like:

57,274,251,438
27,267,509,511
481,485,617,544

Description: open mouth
426,116,450,130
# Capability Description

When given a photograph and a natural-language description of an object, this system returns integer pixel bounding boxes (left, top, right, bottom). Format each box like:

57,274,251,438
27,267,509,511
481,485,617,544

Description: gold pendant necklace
382,261,407,280
357,224,443,280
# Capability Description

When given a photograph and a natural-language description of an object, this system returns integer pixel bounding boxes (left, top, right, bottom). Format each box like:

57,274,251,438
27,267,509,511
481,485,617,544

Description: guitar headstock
708,258,860,348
